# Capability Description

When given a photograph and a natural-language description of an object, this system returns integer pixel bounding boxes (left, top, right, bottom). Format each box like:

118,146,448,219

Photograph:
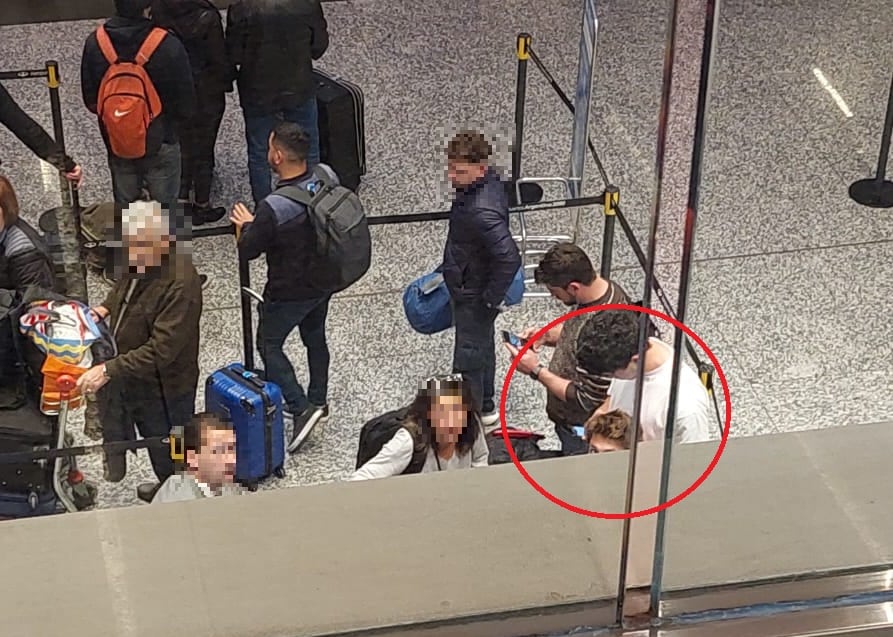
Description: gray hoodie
152,473,243,503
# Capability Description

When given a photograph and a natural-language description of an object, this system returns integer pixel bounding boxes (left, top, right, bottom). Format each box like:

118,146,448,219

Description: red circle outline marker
498,303,731,519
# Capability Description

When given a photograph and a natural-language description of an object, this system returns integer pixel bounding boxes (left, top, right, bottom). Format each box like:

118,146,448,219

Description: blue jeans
108,142,181,209
257,295,331,413
243,100,320,204
451,299,499,414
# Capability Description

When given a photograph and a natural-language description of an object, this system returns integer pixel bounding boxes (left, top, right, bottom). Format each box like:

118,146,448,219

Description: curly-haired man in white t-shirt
575,309,712,444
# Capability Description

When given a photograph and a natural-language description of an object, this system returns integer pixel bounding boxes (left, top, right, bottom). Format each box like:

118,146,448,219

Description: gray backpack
275,164,371,293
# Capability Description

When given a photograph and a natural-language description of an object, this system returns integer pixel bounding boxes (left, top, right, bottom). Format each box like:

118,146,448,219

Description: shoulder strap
95,26,118,65
136,28,168,66
274,185,314,207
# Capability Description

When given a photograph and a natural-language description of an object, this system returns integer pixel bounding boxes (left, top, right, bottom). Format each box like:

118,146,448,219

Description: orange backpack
95,26,167,160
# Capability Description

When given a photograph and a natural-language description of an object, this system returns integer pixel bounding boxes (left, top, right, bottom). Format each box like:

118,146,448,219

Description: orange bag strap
135,28,168,66
95,26,119,65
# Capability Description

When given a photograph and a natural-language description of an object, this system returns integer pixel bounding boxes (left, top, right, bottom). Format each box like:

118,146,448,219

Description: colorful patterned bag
18,299,101,366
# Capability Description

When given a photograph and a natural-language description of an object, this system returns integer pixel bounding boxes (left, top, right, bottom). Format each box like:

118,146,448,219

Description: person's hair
406,376,480,455
0,175,21,227
271,121,310,163
576,309,642,375
115,0,152,18
584,409,640,449
184,412,234,455
446,130,493,164
533,243,596,288
121,200,169,239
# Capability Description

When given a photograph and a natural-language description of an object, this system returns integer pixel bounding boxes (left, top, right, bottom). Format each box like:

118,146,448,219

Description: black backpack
275,164,371,293
356,407,428,475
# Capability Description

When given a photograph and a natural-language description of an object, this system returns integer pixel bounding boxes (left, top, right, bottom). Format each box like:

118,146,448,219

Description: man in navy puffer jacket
441,130,521,423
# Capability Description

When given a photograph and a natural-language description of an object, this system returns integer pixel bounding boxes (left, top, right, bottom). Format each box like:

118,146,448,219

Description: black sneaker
287,404,328,453
193,205,226,226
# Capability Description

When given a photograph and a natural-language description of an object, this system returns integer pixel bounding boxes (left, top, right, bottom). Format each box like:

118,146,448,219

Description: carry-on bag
204,257,286,490
313,69,366,191
403,267,526,335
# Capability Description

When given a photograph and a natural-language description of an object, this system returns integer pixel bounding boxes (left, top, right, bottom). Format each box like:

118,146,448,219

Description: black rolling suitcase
313,69,366,191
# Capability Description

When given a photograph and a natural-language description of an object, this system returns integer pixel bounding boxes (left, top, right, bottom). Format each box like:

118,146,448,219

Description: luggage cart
34,358,97,514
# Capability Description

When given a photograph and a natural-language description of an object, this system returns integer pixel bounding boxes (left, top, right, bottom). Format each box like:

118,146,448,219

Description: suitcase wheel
274,467,286,479
246,482,259,492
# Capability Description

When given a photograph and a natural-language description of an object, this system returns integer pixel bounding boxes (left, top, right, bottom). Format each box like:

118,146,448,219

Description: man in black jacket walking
151,0,232,226
226,0,329,204
230,122,332,454
442,130,521,422
81,0,195,209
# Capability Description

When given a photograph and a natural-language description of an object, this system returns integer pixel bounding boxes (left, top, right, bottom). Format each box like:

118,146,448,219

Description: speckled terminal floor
0,0,891,510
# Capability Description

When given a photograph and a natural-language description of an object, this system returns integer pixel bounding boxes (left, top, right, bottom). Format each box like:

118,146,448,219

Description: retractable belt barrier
191,194,606,239
0,193,607,466
0,436,170,464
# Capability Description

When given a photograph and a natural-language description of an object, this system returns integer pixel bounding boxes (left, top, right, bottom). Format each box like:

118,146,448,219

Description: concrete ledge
2,423,892,637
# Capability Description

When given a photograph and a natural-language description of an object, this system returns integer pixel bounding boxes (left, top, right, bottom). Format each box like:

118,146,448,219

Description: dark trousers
177,93,226,204
101,387,196,482
257,295,331,413
108,142,181,209
243,99,320,205
451,298,499,414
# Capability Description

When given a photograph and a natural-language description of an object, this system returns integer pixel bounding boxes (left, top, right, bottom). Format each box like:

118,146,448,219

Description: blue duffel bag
403,267,526,335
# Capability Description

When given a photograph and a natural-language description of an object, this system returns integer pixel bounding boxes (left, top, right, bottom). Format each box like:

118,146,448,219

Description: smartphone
501,330,527,348
572,425,585,439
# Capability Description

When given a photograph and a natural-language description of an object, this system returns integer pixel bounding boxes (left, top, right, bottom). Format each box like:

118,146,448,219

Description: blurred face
125,232,169,273
447,160,487,189
429,392,468,443
588,434,627,453
188,427,237,490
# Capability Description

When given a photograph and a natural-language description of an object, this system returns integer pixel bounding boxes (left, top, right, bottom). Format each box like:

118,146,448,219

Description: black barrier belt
0,69,49,80
527,44,724,433
191,195,605,239
0,436,170,464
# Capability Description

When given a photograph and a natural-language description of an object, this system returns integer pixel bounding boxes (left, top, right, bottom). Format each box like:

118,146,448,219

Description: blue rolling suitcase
205,364,286,490
204,260,286,490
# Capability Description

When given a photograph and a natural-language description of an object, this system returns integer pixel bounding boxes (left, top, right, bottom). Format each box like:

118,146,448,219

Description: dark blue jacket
442,169,521,307
237,171,321,301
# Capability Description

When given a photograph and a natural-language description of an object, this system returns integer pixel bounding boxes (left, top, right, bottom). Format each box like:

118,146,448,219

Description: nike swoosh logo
113,109,131,117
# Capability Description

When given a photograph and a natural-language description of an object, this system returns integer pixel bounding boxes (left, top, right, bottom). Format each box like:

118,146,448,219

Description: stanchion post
510,34,543,206
849,70,893,208
512,33,531,200
45,59,88,303
567,0,599,201
600,185,618,278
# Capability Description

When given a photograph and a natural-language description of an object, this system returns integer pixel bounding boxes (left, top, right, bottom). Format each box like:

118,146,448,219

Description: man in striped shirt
504,243,629,455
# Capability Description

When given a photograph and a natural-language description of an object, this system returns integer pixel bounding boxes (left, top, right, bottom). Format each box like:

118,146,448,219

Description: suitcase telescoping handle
238,253,255,370
238,253,268,374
